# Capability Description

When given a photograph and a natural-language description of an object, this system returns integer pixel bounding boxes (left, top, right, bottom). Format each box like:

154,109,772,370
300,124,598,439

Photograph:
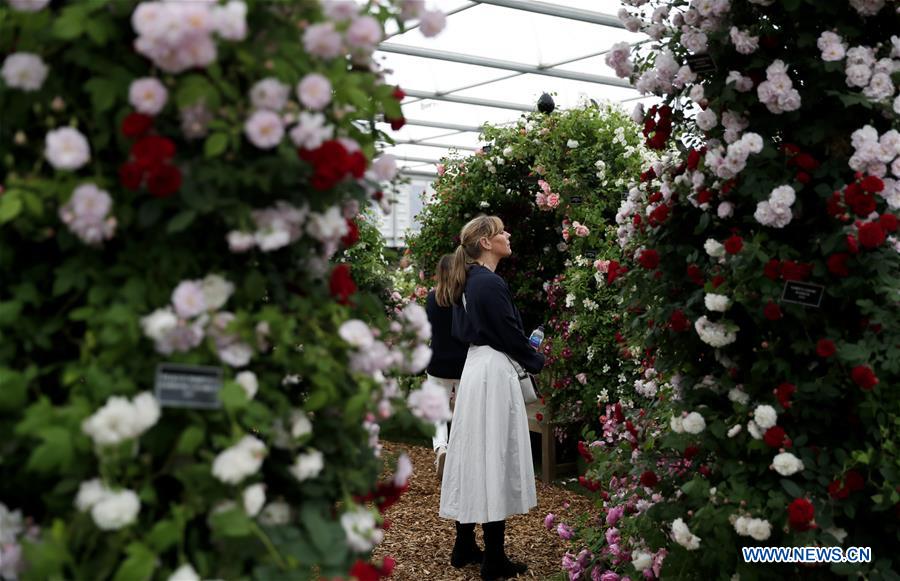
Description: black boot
480,520,527,580
450,521,484,568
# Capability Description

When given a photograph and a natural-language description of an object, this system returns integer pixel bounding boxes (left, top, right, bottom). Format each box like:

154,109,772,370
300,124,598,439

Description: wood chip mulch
371,441,594,581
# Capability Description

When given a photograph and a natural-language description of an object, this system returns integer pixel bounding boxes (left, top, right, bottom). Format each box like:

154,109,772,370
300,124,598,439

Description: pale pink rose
212,1,248,41
244,110,284,149
576,373,588,385
547,193,560,208
436,164,446,176
414,286,428,299
227,231,256,253
296,74,332,110
418,9,446,37
574,222,590,237
44,127,91,170
303,22,343,59
129,77,168,116
594,259,610,273
172,280,207,318
562,229,570,242
8,0,51,11
323,0,358,21
346,16,381,50
400,0,425,20
538,179,551,195
535,192,547,207
249,78,290,112
1,52,48,91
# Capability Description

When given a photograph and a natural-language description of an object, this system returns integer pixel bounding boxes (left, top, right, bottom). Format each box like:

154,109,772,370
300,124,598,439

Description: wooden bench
526,401,577,483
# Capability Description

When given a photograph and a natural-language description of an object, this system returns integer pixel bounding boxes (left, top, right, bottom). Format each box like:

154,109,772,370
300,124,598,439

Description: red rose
349,561,380,581
684,446,699,460
711,275,725,289
577,441,594,463
846,233,859,254
392,86,406,100
697,189,712,205
793,153,819,171
687,264,704,285
724,235,743,254
763,301,782,321
795,171,811,184
763,259,782,281
330,264,357,305
860,175,884,193
782,143,801,156
649,204,670,225
787,498,815,531
342,218,360,247
849,193,877,217
388,116,406,131
826,253,850,277
640,167,657,182
844,470,865,492
649,192,663,204
669,309,690,333
687,148,702,170
815,338,836,358
638,249,660,270
535,412,544,422
146,164,182,198
640,470,659,488
850,365,878,390
775,382,796,409
121,113,153,139
131,135,176,167
879,213,898,233
764,426,787,448
118,162,144,190
781,260,811,281
346,150,368,179
828,479,849,500
858,222,886,249
607,260,627,284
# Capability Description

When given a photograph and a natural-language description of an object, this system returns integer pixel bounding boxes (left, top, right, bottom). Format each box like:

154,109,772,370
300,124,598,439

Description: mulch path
371,441,594,581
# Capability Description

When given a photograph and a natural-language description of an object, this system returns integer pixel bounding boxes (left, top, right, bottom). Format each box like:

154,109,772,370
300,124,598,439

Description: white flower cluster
605,42,633,78
850,126,900,208
634,49,694,95
212,435,266,484
694,316,738,347
757,60,801,114
671,517,701,550
725,70,754,92
704,293,731,312
58,183,116,246
846,46,896,102
408,378,452,422
44,126,91,171
132,1,247,73
754,184,796,228
1,52,48,92
226,201,310,253
818,31,847,62
704,132,764,179
75,480,141,531
82,392,160,447
341,504,384,552
721,110,749,144
772,451,805,476
670,411,706,434
141,274,256,367
290,449,324,482
733,515,772,541
729,27,759,55
634,378,659,398
849,0,889,16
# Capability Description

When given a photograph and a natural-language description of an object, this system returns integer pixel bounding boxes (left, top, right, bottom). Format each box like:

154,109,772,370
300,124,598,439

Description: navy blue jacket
452,265,545,374
425,290,468,379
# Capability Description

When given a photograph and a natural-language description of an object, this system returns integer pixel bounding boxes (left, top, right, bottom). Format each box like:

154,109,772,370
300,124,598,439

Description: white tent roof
374,0,656,177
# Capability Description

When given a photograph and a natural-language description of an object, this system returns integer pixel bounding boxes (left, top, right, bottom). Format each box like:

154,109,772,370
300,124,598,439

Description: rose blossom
296,73,332,111
408,378,451,422
249,78,290,112
244,110,284,149
772,452,804,476
45,127,91,170
345,16,382,51
419,9,447,37
303,22,343,59
129,78,168,115
1,52,49,91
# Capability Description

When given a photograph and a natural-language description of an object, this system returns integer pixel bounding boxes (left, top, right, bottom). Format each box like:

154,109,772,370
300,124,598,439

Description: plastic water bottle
528,325,545,350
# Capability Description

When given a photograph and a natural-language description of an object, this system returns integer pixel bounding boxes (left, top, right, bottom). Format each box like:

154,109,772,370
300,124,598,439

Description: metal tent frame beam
399,170,439,179
385,139,479,151
385,2,478,39
378,43,633,89
473,0,624,28
383,118,484,133
393,155,444,165
402,89,533,112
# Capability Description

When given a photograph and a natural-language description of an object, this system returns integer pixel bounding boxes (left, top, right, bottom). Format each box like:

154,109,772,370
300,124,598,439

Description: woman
439,215,545,580
425,254,468,482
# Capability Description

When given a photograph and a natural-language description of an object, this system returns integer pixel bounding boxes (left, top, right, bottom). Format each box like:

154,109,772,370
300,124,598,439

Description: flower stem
250,521,288,571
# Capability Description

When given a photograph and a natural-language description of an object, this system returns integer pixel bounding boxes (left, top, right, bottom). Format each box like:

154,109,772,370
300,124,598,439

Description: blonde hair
434,254,455,307
447,215,504,305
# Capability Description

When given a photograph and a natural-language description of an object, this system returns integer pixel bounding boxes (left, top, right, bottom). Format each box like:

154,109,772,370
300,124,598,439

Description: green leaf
84,78,120,113
146,519,181,553
84,17,114,45
167,210,197,233
220,380,249,412
780,478,803,498
204,133,229,158
0,194,23,224
176,75,221,110
112,542,157,581
53,5,88,40
26,426,73,473
175,426,205,455
210,507,253,538
0,368,28,411
0,300,22,326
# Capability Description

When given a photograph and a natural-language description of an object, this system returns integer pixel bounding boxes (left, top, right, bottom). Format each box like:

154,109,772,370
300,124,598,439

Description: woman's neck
477,255,500,272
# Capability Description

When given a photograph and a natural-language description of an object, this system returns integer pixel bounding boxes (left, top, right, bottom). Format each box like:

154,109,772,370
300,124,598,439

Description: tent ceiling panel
397,98,530,126
452,73,637,110
374,51,514,94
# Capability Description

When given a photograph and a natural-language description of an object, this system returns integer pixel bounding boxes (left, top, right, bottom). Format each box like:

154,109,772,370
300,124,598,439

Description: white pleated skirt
438,345,537,524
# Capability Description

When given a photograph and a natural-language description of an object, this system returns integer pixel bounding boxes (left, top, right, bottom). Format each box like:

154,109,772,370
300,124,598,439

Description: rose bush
0,1,447,579
555,0,900,578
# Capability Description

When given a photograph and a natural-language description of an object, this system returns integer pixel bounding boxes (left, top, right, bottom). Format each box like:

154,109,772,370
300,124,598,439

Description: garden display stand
527,401,576,483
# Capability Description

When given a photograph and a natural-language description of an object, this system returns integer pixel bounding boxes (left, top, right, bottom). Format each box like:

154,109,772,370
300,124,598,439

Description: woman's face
484,229,512,258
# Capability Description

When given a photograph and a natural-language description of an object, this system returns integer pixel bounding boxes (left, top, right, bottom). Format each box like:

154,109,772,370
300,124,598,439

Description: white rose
408,379,452,423
727,424,742,438
671,518,701,550
291,410,313,439
212,436,266,484
717,202,734,219
567,139,580,148
747,518,772,541
728,388,749,405
218,342,253,368
1,52,49,91
682,411,706,434
753,405,778,430
696,108,718,131
169,564,201,581
733,515,750,536
82,396,139,446
769,185,796,208
242,483,266,517
704,238,725,257
259,501,292,526
129,77,168,116
290,449,324,482
747,420,763,440
75,479,110,512
338,320,374,348
132,392,161,433
704,293,731,312
632,550,653,571
670,415,685,433
341,505,384,552
141,307,178,342
201,274,234,311
772,452,804,476
91,489,140,530
235,371,259,399
44,127,91,170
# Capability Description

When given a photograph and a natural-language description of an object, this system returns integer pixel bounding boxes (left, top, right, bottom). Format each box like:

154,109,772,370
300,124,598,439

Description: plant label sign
570,196,583,205
686,53,717,75
781,281,824,308
584,250,598,259
154,363,223,409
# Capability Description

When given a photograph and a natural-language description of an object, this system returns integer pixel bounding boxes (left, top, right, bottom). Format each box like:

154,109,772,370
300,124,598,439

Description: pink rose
562,229,570,242
436,163,445,175
414,286,428,298
594,259,610,273
576,373,588,385
544,513,556,530
547,193,560,208
574,223,590,237
557,522,574,540
538,179,551,195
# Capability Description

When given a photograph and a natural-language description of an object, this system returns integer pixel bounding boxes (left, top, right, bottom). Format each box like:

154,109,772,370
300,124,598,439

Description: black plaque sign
780,281,824,308
155,363,223,409
584,250,598,259
570,196,583,205
686,53,717,74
